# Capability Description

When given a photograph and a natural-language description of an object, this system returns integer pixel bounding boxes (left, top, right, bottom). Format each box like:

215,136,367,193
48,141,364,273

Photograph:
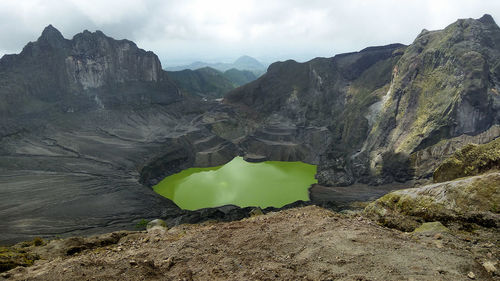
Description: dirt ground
2,206,498,281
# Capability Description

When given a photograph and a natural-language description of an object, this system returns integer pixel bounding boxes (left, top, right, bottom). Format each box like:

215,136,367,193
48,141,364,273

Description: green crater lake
153,157,317,210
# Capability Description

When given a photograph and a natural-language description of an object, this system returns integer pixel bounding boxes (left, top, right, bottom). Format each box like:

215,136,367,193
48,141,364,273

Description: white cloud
0,0,499,66
67,0,148,25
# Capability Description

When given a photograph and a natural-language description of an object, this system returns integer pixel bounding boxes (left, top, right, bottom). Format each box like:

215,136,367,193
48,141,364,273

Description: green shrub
32,237,44,246
135,219,149,229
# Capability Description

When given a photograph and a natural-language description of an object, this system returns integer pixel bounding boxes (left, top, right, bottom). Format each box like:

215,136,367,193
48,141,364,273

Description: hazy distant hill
165,55,267,76
223,68,258,86
166,67,257,98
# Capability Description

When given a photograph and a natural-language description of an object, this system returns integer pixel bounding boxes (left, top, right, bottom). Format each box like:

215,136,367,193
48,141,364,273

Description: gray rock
412,222,449,234
482,261,497,274
146,219,167,230
243,154,267,163
364,172,500,231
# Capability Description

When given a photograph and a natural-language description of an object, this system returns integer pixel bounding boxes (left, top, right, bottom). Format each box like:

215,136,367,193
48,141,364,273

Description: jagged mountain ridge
0,25,180,117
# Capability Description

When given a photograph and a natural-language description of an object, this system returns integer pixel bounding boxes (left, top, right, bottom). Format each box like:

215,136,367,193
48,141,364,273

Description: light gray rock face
0,25,180,116
65,30,162,90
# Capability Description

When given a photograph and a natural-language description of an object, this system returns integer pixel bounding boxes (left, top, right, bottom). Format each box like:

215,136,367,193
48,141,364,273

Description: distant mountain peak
41,24,60,34
39,24,65,44
234,55,263,66
478,14,496,25
235,55,257,61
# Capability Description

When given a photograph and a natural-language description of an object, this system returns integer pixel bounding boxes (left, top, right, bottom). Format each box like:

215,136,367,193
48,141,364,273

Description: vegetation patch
0,245,40,273
433,137,500,182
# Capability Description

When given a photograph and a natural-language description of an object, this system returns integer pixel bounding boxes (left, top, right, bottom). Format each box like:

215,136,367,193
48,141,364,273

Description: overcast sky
0,0,499,66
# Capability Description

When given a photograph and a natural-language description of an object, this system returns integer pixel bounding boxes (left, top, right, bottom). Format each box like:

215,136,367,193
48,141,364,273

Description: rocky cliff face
225,44,406,178
358,14,500,184
0,25,180,117
226,14,500,186
66,32,161,89
225,43,405,166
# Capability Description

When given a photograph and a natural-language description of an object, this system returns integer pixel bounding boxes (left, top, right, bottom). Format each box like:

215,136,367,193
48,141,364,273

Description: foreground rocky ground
1,205,498,281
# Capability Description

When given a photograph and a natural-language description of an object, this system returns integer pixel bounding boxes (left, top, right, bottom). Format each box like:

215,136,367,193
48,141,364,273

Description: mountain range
0,14,499,244
165,55,268,76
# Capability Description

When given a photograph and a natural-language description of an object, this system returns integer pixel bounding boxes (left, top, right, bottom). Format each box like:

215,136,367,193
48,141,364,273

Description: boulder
412,221,449,234
364,172,500,231
146,219,167,230
146,219,168,234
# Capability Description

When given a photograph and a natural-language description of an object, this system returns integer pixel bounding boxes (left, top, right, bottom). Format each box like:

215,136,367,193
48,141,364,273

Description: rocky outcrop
66,30,162,88
410,125,500,179
433,136,500,182
364,136,500,231
363,171,500,231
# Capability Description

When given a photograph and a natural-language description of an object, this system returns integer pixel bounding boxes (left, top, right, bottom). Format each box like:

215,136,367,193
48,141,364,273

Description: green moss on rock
0,246,39,273
433,137,500,182
364,172,500,231
413,221,449,233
